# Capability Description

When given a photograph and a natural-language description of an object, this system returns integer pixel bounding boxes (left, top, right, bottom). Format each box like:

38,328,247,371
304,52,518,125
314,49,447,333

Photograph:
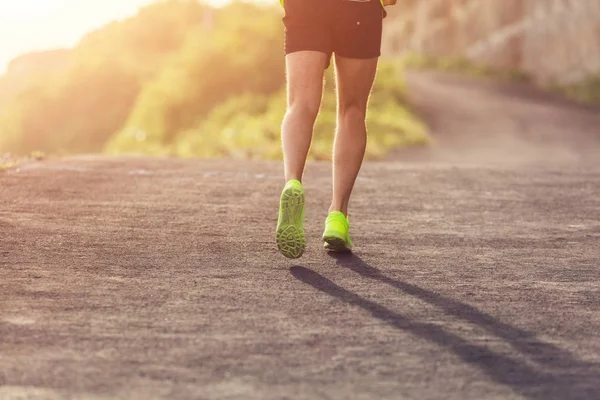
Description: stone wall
384,0,600,83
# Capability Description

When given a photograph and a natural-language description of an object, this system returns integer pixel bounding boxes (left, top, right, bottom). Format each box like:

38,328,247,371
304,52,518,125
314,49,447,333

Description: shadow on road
290,255,600,400
328,253,578,368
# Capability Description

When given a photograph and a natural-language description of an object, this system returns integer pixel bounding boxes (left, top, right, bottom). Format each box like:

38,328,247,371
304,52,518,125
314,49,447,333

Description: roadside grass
400,53,533,83
549,73,600,107
400,53,600,108
0,151,46,173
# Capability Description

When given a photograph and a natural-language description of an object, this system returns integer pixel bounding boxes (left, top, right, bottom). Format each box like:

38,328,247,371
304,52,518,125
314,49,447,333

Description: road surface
1,72,599,399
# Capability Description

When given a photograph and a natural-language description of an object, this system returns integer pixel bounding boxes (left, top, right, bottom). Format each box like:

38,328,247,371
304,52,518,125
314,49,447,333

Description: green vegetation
169,62,429,161
550,73,600,107
0,0,428,161
105,1,287,156
400,53,533,83
0,0,209,156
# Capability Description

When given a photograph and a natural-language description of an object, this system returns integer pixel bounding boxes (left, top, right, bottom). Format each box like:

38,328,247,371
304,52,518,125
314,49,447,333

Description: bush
0,0,210,155
104,2,285,154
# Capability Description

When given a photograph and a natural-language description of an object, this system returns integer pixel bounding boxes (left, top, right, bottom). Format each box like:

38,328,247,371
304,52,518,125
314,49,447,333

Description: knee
286,99,321,123
339,101,367,122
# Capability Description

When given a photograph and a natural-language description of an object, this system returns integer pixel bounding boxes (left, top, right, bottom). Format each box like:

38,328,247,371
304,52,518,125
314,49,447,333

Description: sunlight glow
0,0,237,73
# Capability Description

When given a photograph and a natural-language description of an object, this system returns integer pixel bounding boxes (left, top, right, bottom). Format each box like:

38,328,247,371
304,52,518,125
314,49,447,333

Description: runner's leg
329,0,383,216
329,55,378,216
282,51,327,182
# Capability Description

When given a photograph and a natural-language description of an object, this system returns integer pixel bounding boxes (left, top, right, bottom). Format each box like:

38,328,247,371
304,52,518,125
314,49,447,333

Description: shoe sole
323,235,351,252
276,186,305,259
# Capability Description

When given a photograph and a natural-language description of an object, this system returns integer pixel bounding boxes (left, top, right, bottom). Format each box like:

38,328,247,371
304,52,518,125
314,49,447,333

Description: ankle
328,207,347,216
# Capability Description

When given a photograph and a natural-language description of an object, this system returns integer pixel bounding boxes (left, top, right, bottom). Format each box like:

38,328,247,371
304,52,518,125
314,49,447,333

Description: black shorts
283,0,385,68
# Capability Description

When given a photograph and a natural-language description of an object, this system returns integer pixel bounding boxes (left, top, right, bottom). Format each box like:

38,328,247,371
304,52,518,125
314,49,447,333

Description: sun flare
0,0,237,73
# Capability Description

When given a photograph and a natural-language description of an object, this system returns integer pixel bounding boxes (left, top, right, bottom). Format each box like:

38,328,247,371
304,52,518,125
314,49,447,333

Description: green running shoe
323,211,352,252
276,179,306,259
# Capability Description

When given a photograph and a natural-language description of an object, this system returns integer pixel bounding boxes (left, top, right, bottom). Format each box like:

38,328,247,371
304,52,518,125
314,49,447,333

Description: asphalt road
1,72,599,399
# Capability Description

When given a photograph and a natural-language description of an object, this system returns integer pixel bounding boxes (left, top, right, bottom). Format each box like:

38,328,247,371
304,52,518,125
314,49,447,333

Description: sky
0,0,235,74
